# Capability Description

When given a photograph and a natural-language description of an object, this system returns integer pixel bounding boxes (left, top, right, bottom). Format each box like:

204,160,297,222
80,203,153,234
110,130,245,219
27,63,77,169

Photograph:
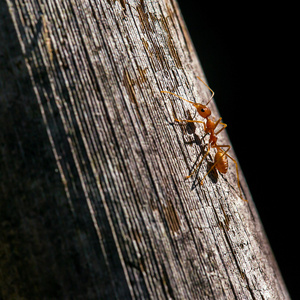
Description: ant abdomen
215,151,228,174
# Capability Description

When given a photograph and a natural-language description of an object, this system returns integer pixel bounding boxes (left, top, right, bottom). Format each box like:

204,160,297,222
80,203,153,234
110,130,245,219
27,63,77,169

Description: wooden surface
0,0,289,299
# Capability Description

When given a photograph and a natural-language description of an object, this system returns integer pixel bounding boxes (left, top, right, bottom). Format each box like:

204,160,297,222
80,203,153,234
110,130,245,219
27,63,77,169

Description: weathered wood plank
0,0,289,299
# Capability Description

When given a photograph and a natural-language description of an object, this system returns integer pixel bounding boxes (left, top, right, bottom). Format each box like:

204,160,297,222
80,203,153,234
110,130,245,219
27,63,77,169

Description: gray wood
0,0,289,299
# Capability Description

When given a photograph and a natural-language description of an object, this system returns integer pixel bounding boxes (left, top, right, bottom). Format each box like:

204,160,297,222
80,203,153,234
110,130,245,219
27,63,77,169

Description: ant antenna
196,76,214,105
160,90,195,105
161,77,214,108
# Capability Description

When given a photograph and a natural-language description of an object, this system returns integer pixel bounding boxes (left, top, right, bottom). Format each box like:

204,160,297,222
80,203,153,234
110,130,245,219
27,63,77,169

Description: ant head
194,103,211,119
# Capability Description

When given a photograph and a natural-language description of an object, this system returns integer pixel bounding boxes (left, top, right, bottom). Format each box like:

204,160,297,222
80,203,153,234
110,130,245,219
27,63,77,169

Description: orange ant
161,76,247,202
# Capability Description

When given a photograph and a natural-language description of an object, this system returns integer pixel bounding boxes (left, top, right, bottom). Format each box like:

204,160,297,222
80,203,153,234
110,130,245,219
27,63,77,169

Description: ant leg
185,145,211,179
174,118,205,126
225,153,248,202
211,117,227,135
214,119,227,135
212,117,222,129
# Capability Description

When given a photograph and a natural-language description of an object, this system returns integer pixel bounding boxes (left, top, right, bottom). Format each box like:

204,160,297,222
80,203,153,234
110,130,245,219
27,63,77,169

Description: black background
176,1,298,298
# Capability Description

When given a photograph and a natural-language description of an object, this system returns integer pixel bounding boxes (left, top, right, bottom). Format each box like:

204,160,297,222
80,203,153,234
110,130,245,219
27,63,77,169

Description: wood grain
0,0,289,299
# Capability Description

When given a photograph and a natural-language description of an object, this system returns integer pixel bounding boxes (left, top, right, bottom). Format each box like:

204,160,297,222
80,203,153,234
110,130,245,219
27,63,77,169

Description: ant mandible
161,76,247,202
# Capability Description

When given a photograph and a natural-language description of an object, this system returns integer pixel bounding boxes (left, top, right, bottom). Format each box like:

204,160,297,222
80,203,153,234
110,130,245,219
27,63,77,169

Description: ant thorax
205,118,216,134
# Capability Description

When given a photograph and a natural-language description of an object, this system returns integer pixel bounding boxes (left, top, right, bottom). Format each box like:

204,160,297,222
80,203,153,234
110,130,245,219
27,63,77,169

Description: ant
161,76,247,202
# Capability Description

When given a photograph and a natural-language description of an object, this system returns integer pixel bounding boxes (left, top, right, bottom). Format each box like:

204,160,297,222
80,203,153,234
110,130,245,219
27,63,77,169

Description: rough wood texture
0,0,289,299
